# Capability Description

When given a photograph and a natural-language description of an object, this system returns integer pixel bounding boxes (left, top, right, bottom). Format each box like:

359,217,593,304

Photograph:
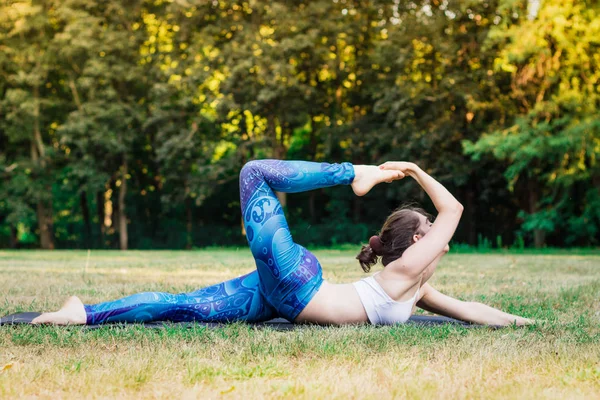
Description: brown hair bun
369,235,383,254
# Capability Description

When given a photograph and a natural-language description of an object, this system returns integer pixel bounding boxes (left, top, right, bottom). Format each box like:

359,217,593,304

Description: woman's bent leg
239,160,355,321
85,271,276,324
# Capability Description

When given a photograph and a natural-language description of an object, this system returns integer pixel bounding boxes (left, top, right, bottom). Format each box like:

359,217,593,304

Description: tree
0,0,67,249
464,0,600,246
54,0,151,250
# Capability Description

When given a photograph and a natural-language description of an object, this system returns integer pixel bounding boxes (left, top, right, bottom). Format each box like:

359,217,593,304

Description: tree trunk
96,191,105,247
533,228,546,248
9,225,18,249
533,226,546,248
36,201,54,250
185,195,193,249
32,85,55,250
118,159,128,250
112,179,119,234
80,191,92,249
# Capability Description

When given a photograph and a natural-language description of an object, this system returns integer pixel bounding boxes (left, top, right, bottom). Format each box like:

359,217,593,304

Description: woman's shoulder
375,266,422,301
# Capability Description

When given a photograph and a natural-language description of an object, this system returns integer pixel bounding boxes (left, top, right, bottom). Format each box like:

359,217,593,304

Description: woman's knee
240,160,262,180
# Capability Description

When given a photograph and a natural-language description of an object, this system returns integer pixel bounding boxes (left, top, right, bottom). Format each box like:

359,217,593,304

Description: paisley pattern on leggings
84,160,355,324
85,271,275,324
239,160,354,321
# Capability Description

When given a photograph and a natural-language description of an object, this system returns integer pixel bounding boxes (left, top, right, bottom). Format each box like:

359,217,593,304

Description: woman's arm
379,162,463,275
416,283,533,326
380,162,462,213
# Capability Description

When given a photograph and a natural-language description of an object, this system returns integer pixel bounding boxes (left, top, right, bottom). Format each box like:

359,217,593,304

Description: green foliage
0,0,598,249
463,0,600,247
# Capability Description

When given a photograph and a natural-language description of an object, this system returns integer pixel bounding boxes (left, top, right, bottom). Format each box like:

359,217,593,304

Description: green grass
1,249,599,398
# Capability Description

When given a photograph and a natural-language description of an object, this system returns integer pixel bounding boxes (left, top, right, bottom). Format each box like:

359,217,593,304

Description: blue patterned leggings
85,160,355,324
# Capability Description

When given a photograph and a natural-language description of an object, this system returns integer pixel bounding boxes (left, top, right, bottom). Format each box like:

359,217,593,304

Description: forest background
0,0,598,250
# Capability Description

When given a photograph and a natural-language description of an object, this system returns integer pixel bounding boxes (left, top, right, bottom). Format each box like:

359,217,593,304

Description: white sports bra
353,273,420,325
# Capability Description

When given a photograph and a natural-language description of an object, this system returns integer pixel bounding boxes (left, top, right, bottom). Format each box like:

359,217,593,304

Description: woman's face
415,212,433,236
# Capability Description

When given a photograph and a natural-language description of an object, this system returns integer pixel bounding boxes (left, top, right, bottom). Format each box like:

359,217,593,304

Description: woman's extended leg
239,160,355,321
83,272,276,324
33,271,276,325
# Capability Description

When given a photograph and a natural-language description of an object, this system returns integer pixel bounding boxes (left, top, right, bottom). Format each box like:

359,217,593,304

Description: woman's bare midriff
294,281,369,325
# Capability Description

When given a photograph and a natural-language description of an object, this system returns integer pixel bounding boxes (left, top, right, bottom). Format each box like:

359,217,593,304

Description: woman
33,160,532,326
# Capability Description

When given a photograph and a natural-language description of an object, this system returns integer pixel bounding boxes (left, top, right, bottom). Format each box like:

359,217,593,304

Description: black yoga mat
0,312,494,330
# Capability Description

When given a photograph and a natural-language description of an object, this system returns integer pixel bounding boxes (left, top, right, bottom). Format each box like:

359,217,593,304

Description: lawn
1,249,599,399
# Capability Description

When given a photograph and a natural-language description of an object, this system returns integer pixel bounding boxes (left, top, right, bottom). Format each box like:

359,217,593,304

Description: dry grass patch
1,249,599,399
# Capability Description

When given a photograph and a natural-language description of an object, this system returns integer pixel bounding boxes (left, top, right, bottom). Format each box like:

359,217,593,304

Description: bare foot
352,165,405,196
32,296,87,325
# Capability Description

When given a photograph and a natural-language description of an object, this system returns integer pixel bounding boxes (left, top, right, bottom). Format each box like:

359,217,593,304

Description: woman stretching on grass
33,160,532,326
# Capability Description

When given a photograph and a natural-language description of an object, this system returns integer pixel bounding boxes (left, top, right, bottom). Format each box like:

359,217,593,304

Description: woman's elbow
454,202,464,213
441,202,463,215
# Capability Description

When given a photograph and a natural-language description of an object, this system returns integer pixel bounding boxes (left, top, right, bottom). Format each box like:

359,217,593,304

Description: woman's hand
378,161,417,176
